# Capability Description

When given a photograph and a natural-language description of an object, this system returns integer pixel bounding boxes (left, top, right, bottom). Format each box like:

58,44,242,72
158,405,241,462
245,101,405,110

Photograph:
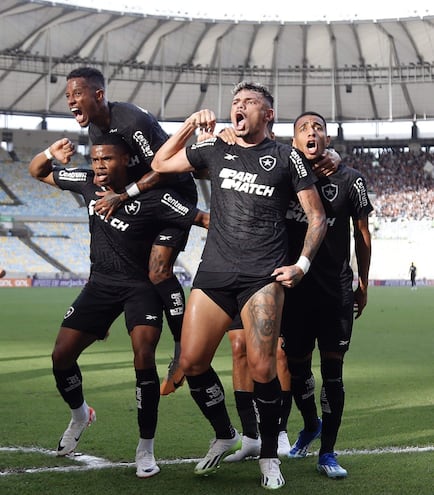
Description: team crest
259,155,276,171
322,183,338,202
125,200,141,215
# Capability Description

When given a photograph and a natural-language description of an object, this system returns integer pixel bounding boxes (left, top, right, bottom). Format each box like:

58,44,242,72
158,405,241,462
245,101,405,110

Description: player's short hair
232,81,274,108
67,67,105,90
293,111,327,131
91,133,130,154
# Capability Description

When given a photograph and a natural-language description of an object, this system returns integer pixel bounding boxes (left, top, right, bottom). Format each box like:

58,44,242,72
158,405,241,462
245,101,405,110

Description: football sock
53,363,84,409
154,277,185,343
136,367,160,438
253,377,281,458
279,390,293,432
319,359,345,455
288,359,319,431
187,368,235,439
234,390,259,439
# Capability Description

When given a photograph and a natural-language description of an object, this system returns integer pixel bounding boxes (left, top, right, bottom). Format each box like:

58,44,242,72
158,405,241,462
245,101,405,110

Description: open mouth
70,106,86,125
306,140,318,154
235,112,246,130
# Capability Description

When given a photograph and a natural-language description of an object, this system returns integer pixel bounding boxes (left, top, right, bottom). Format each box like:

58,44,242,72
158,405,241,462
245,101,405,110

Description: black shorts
194,271,277,319
281,284,354,356
61,280,163,339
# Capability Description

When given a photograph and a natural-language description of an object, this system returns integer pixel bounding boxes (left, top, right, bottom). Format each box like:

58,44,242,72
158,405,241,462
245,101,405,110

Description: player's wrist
44,147,54,161
125,182,140,198
295,255,311,275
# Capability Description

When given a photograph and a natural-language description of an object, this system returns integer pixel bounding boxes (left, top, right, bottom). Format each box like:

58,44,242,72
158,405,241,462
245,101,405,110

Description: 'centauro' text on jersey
53,167,198,286
186,137,317,277
286,163,373,300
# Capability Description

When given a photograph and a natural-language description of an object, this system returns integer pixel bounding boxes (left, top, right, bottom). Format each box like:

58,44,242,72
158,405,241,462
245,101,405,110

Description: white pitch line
1,445,434,476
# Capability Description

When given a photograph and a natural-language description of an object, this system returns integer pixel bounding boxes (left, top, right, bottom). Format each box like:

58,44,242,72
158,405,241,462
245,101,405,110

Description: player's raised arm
29,138,75,187
152,109,216,174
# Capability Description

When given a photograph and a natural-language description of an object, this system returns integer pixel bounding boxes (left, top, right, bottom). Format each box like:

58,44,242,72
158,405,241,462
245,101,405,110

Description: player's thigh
149,226,188,278
181,288,232,370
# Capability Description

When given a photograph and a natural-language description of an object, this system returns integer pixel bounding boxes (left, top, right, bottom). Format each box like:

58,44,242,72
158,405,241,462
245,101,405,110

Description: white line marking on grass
1,445,434,476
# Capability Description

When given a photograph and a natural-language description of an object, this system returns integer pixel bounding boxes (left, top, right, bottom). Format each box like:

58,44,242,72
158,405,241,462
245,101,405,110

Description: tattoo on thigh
246,284,282,354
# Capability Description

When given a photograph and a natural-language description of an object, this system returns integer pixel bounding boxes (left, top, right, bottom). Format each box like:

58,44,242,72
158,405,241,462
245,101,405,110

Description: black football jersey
286,163,373,299
53,167,198,285
186,137,317,277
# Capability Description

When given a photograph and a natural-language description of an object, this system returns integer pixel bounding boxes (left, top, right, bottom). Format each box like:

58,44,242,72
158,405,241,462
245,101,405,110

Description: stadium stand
1,137,434,283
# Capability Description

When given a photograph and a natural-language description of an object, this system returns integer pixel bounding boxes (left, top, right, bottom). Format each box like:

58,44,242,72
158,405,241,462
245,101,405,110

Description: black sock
154,277,185,343
319,359,345,455
234,390,258,439
289,359,319,432
53,363,84,409
187,368,234,439
279,390,293,432
136,367,160,438
254,377,281,458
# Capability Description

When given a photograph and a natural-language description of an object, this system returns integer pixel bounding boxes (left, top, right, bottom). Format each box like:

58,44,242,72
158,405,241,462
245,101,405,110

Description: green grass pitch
0,286,433,494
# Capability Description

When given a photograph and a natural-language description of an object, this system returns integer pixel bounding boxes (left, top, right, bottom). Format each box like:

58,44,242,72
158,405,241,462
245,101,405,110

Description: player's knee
231,334,247,361
320,358,343,382
148,266,173,284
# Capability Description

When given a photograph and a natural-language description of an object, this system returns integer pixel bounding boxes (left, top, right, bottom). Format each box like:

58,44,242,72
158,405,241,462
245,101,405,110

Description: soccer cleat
160,357,185,395
288,417,322,458
317,452,348,478
56,406,96,456
259,458,285,490
136,449,161,478
277,431,291,457
194,431,242,475
224,434,261,462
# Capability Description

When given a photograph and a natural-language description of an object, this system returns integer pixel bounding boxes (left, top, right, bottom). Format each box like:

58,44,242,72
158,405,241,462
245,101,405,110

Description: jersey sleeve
131,107,169,162
348,171,374,219
185,137,218,171
52,167,92,193
288,147,318,192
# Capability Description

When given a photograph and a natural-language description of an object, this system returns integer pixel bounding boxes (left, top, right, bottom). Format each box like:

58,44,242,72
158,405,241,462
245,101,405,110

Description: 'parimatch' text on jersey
186,137,317,277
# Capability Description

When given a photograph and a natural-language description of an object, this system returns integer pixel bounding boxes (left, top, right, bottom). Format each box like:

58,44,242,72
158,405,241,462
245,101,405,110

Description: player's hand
94,190,123,219
188,109,216,134
50,138,75,164
353,285,368,319
218,127,237,145
271,265,305,288
312,149,341,177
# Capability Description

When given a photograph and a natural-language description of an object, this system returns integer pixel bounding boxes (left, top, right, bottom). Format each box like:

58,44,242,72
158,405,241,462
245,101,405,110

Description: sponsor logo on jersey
286,199,336,227
161,192,189,215
259,155,276,171
224,153,238,161
191,137,217,149
219,167,274,197
88,200,130,231
321,183,338,202
58,169,87,182
125,200,141,215
353,177,369,207
133,130,154,158
64,306,74,319
289,149,309,178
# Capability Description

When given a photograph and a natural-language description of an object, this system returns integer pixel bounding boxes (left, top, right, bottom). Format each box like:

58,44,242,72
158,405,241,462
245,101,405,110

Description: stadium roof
2,0,434,125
